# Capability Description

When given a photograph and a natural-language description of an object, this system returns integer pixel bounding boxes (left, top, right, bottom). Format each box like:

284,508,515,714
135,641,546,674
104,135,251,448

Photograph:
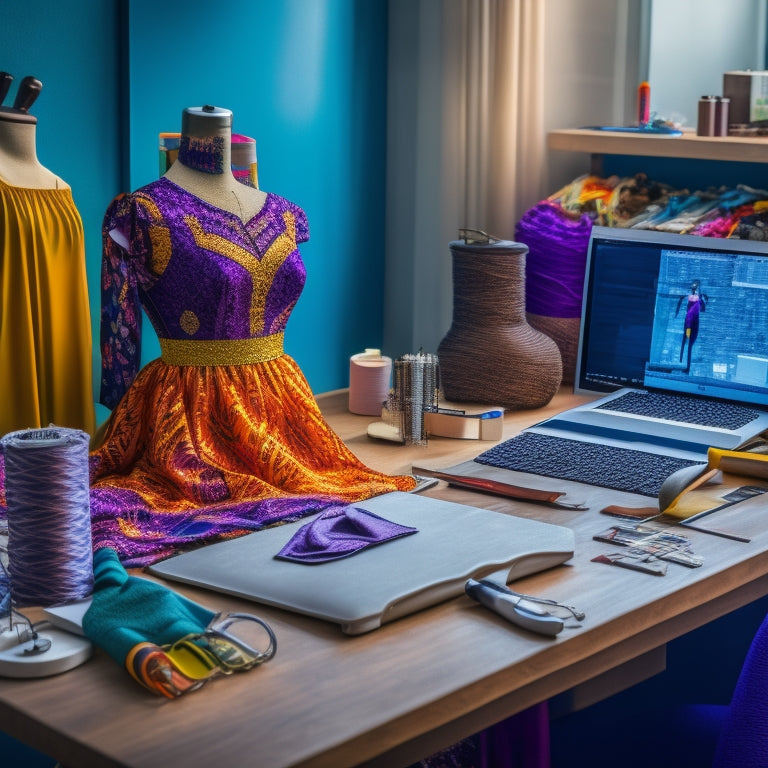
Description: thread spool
2,427,93,608
387,352,440,445
637,81,651,125
697,95,717,136
231,133,259,188
437,233,562,409
715,97,730,137
348,349,393,416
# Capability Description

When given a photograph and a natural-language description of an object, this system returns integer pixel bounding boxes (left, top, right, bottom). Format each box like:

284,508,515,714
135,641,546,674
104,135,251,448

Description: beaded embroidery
99,181,309,407
179,310,200,336
184,213,295,336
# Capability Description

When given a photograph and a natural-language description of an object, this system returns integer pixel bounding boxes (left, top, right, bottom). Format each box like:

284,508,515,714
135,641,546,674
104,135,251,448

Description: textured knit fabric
82,547,215,666
713,612,768,767
0,179,94,436
515,201,592,319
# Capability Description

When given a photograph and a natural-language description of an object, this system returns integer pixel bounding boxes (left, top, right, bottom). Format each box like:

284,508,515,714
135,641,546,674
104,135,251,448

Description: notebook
474,226,768,497
148,491,575,635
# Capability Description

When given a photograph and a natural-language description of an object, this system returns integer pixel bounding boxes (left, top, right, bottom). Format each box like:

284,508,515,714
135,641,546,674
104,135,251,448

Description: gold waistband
159,333,285,366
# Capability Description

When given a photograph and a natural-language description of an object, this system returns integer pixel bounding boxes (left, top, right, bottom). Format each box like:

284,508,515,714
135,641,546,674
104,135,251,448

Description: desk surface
3,388,768,768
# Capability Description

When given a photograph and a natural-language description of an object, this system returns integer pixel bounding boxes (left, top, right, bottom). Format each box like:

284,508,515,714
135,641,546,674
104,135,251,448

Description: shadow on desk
0,731,56,768
550,596,768,768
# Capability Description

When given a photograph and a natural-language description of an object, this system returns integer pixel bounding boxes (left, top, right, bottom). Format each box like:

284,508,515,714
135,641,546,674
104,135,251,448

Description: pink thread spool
348,349,392,416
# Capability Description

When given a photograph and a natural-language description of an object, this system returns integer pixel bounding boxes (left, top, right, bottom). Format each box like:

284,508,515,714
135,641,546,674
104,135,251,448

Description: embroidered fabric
75,178,414,566
98,178,309,407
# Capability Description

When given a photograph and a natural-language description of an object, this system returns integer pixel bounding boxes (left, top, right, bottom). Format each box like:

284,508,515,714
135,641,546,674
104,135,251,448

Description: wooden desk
2,387,768,768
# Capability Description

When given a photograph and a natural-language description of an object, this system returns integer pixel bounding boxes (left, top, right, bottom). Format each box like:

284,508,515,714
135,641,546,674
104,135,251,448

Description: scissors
126,611,277,698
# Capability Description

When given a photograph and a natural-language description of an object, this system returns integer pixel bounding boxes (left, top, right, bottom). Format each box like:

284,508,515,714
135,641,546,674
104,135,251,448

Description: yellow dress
0,178,94,436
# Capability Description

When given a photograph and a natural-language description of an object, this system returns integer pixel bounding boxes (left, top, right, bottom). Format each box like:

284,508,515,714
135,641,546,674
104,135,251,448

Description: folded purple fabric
274,504,418,564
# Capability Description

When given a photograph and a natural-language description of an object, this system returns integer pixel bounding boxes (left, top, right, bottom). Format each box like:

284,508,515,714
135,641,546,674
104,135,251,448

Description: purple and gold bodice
100,178,308,408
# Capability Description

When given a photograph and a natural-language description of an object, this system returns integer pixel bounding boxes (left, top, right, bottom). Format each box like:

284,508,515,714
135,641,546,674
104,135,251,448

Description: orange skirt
89,354,414,565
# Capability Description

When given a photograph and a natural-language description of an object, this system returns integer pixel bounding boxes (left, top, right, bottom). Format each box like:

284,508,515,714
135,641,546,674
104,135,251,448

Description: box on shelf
723,70,768,125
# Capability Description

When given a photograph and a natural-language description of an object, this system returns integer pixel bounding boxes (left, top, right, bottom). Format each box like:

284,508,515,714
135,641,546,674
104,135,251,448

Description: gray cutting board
148,491,575,634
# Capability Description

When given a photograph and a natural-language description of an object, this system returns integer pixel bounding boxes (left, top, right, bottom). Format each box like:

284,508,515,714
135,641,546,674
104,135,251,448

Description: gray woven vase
437,234,562,409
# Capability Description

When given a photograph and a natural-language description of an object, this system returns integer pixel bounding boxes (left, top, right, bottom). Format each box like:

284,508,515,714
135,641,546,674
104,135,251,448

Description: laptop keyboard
596,391,760,431
474,431,701,497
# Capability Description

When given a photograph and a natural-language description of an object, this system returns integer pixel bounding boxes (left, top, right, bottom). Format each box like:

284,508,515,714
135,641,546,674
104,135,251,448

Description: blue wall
1,2,387,762
3,1,123,425
125,0,390,394
2,0,389,414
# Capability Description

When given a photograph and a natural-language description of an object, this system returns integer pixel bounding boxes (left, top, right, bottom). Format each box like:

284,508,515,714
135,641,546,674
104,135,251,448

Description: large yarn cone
515,201,592,385
437,236,562,409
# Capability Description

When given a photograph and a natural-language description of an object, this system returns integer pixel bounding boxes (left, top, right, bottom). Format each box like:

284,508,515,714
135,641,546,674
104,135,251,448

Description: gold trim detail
184,213,294,336
159,333,285,366
179,310,201,336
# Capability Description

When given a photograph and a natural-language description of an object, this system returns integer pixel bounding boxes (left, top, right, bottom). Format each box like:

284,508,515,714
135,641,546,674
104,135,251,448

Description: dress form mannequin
85,102,417,567
163,105,266,222
0,76,66,189
0,75,94,435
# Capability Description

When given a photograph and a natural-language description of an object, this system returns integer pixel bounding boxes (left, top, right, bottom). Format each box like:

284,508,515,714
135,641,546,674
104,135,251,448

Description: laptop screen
575,226,768,407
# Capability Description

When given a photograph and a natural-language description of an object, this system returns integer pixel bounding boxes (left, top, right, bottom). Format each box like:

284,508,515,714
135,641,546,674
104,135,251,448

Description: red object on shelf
637,81,651,125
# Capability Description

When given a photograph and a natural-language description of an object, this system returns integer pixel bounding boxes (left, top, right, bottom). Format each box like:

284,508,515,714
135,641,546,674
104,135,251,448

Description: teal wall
3,1,123,425
1,3,388,761
2,0,389,415
125,0,389,392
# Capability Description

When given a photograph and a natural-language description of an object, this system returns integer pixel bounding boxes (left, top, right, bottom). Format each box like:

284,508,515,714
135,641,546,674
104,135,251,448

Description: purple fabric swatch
275,504,418,564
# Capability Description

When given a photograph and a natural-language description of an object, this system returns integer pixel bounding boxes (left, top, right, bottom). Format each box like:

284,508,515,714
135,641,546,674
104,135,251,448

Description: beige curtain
463,0,547,238
384,0,547,356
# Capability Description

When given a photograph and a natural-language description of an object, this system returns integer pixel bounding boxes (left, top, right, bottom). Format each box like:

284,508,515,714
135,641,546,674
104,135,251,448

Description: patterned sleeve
289,199,310,244
99,193,145,410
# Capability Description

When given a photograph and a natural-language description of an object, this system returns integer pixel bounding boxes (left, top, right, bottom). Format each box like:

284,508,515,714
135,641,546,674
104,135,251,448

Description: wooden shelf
547,128,768,165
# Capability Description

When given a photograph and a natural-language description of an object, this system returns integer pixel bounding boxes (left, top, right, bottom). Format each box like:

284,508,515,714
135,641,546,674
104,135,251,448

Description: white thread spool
348,349,392,416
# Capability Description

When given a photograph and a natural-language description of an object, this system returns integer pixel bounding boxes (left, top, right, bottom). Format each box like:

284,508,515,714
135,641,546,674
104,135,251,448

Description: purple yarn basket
515,202,593,383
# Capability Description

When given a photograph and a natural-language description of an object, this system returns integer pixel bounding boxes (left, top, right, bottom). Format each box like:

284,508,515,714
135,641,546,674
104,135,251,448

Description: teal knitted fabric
82,547,215,665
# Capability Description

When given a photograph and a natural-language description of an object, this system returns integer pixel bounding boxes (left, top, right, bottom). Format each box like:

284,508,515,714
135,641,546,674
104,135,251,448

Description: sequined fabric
90,178,415,566
99,179,309,406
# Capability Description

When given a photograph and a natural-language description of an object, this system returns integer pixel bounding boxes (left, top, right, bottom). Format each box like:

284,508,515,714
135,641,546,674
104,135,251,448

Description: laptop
473,226,768,497
148,491,575,634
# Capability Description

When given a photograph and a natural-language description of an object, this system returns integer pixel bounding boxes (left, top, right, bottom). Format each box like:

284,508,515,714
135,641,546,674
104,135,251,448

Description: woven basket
437,236,562,409
525,314,581,385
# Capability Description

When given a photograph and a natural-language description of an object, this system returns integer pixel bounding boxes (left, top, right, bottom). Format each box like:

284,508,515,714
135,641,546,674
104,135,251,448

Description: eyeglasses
458,228,500,245
126,611,277,699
